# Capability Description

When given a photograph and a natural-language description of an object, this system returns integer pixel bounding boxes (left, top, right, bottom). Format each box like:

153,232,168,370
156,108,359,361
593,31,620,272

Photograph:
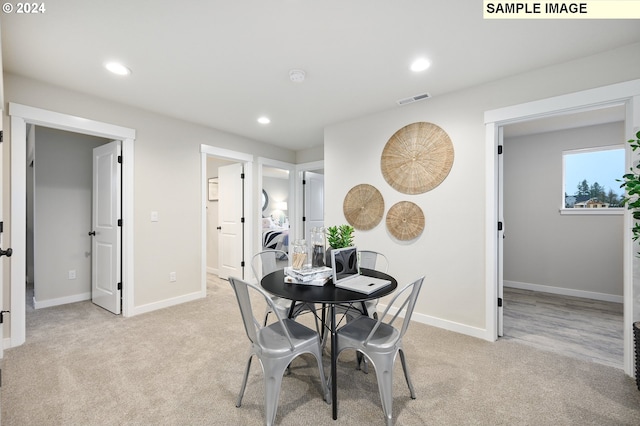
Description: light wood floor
502,287,624,369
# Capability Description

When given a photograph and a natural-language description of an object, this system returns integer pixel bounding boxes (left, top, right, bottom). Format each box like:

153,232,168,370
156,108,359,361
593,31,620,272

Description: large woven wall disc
343,184,385,230
386,201,425,241
381,122,454,194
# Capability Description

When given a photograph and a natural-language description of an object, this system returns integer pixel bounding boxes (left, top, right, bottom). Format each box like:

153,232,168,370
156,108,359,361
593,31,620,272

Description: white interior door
497,127,504,337
303,171,324,242
91,141,121,314
0,107,4,422
218,163,244,280
0,116,6,359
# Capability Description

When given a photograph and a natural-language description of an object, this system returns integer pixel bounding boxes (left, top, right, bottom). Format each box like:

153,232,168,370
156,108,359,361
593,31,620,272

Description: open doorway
27,126,115,313
500,110,625,368
200,145,253,289
294,161,324,244
258,158,296,255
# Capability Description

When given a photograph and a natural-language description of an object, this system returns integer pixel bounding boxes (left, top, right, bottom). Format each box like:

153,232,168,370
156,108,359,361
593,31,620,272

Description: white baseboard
504,280,623,303
377,303,490,342
3,337,12,350
132,290,206,316
33,292,91,309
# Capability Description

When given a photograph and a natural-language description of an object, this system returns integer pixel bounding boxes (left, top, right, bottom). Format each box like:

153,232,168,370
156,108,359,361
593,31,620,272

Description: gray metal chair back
228,276,329,426
251,249,317,327
251,249,288,280
336,276,425,426
359,250,388,273
337,250,388,322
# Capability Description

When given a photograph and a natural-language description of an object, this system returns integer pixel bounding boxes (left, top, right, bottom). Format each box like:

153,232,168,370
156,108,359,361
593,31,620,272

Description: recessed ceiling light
257,116,271,124
289,69,306,83
410,58,431,72
105,62,132,76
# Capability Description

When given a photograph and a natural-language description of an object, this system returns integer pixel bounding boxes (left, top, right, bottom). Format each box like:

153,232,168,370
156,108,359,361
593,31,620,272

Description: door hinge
0,221,3,233
118,155,122,164
498,297,503,307
241,261,245,268
498,221,503,231
302,216,306,222
0,310,10,324
0,130,3,143
240,173,245,179
117,282,122,291
118,219,123,227
302,179,306,185
498,145,503,155
241,217,245,223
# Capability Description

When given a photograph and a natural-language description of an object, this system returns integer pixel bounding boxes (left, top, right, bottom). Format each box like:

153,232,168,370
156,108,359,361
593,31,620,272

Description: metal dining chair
335,276,425,426
251,249,316,325
330,250,388,323
330,250,389,372
228,276,330,426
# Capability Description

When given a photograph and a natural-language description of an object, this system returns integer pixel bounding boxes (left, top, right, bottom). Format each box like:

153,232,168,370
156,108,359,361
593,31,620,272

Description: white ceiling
2,1,639,150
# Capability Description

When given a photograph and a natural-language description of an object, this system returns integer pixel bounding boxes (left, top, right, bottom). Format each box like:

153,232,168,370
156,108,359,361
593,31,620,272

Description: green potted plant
618,129,640,391
325,224,355,266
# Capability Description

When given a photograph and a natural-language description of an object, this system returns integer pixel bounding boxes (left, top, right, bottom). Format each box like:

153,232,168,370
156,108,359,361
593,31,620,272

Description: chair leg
261,358,291,426
369,353,395,426
236,355,254,407
357,351,369,374
313,346,331,403
399,348,416,399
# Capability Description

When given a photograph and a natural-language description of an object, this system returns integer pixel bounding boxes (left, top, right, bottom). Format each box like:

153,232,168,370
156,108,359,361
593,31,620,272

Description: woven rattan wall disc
343,184,385,230
381,122,454,194
386,201,425,241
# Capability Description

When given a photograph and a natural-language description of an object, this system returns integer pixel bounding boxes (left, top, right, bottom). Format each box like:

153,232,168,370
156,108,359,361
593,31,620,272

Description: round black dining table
261,268,398,420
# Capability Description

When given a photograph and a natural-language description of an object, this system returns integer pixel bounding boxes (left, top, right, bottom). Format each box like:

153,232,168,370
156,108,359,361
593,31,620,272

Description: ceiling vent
396,92,431,106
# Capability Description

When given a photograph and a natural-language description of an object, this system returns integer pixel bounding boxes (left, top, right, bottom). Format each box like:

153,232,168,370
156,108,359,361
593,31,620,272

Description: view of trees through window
563,146,625,209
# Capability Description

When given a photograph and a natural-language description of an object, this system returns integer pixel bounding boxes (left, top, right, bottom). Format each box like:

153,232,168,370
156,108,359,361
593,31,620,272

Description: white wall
33,127,108,306
324,42,640,336
503,122,624,299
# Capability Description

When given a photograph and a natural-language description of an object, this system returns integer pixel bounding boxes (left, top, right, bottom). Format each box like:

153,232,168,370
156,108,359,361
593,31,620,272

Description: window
562,146,624,211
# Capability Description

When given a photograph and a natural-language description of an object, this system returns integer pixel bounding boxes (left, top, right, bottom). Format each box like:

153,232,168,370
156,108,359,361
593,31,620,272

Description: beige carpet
2,275,640,425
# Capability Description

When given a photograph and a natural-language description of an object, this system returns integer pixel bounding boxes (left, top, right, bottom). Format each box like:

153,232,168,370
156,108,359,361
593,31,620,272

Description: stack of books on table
284,266,332,286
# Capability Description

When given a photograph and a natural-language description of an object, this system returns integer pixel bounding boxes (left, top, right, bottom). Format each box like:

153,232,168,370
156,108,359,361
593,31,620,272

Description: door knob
216,226,222,230
0,247,13,257
88,231,96,236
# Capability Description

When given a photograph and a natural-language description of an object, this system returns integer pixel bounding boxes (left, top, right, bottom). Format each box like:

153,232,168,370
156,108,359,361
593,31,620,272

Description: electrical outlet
169,272,176,282
68,270,76,280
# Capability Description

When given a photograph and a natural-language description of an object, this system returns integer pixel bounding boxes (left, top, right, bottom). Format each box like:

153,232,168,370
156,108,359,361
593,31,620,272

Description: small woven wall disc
343,184,385,230
386,201,425,241
381,122,454,194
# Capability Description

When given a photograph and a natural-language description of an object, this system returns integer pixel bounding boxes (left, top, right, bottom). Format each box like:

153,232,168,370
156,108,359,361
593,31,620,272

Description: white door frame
8,103,135,348
484,79,640,377
200,145,253,290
